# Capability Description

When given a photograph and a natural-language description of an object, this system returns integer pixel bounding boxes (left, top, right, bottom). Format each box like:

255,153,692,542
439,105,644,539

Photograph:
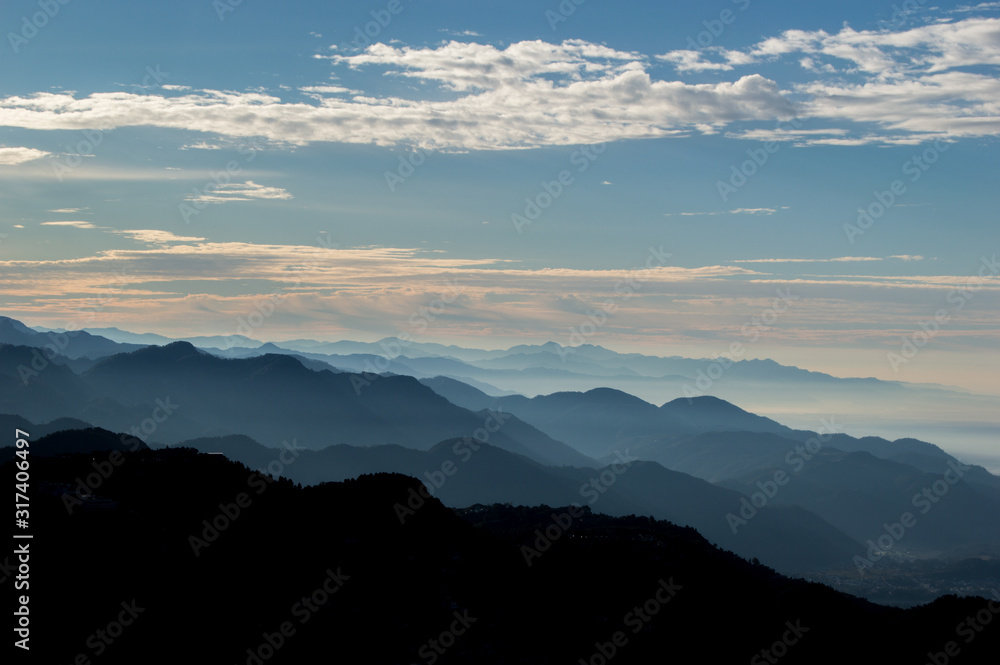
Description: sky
0,0,998,393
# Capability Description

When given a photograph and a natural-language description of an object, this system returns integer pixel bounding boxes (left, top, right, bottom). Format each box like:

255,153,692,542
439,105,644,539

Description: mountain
1,316,146,358
12,437,999,664
6,341,592,467
72,325,262,349
0,413,93,439
0,343,97,421
720,449,1000,551
0,425,148,463
173,432,859,573
418,381,800,459
11,316,995,456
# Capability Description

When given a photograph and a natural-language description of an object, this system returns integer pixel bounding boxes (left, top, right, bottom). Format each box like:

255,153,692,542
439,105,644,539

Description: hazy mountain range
14,316,999,462
3,315,999,606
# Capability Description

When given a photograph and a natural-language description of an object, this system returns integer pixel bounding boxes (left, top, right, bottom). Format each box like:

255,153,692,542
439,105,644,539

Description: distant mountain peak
99,340,202,366
0,316,37,335
661,394,742,411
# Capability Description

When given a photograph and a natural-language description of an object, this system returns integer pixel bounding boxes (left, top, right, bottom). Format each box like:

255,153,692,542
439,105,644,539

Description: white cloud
947,3,1000,15
39,220,98,229
185,180,293,204
665,207,787,216
0,40,793,151
181,141,223,150
659,17,1000,145
113,229,206,245
1,18,998,151
731,255,926,263
298,85,355,95
0,146,49,165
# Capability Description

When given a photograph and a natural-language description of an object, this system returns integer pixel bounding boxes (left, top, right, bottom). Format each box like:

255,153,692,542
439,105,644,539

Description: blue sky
1,0,998,391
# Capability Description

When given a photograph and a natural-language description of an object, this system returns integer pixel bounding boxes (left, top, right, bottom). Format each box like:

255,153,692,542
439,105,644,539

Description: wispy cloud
0,146,50,165
731,255,926,263
665,207,787,217
184,181,293,204
112,229,207,245
0,240,993,350
298,85,355,95
440,29,484,37
39,221,98,229
659,17,1000,145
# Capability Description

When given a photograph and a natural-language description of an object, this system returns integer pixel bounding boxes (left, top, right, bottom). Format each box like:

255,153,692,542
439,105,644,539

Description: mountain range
11,437,1000,664
2,314,999,604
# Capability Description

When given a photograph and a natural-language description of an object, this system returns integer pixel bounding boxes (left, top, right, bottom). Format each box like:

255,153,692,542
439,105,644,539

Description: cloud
112,229,207,245
181,141,223,150
0,146,50,165
48,208,87,214
1,16,997,151
0,239,994,351
440,29,484,37
184,181,293,204
0,40,793,151
665,207,787,216
947,3,1000,15
298,85,355,95
39,221,98,229
659,17,1000,145
730,255,926,263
